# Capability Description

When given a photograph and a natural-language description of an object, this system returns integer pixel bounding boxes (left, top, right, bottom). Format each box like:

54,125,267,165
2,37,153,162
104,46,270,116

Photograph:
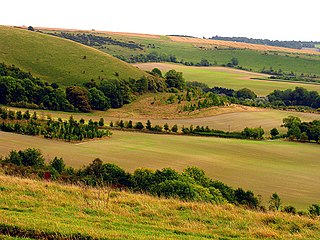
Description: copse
165,69,185,90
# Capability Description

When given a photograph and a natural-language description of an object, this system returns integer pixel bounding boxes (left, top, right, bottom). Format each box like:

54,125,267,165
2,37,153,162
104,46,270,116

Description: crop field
168,36,320,55
0,26,147,85
1,130,319,209
6,104,320,135
134,62,320,95
2,175,319,239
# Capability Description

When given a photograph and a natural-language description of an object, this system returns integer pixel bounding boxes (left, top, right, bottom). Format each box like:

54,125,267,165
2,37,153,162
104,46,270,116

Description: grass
0,174,320,239
1,130,319,209
69,30,320,77
134,62,320,95
0,26,147,86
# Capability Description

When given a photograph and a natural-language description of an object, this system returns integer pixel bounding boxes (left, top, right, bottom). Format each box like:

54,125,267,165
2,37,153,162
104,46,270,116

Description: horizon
1,0,320,42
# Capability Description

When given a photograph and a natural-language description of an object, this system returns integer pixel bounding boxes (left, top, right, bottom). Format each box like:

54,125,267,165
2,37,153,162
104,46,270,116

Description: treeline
49,32,143,50
2,148,320,216
267,87,320,109
0,148,259,208
282,116,320,142
0,63,187,112
0,108,111,141
209,36,319,50
109,118,265,140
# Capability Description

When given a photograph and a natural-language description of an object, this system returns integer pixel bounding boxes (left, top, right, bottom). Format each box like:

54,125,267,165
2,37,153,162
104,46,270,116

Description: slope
1,174,319,239
0,26,147,86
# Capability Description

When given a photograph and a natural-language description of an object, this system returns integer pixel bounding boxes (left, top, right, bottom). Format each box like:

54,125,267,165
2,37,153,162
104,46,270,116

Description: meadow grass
1,130,319,209
134,62,320,95
0,26,147,85
0,174,319,239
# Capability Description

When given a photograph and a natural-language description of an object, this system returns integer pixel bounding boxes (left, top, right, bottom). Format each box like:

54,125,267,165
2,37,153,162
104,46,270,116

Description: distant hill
0,26,147,86
37,27,320,77
210,35,320,51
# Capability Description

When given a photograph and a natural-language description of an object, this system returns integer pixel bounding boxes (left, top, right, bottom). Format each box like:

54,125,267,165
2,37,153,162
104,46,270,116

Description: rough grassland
134,63,320,95
1,131,319,209
1,174,320,239
0,26,147,85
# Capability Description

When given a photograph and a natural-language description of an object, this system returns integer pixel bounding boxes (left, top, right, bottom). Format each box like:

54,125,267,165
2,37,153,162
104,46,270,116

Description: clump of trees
282,116,320,142
0,108,111,141
268,87,320,109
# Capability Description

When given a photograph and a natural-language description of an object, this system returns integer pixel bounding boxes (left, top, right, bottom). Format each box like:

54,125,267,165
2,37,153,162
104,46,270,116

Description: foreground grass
1,130,319,209
134,63,320,95
0,174,319,239
0,26,146,85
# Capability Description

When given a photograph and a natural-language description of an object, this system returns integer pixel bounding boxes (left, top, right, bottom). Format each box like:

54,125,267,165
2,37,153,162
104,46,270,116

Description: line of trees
209,36,319,50
2,148,319,216
0,108,111,141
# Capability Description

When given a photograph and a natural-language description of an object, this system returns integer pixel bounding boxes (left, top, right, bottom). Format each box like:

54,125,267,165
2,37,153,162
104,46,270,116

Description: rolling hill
38,27,320,78
0,25,147,86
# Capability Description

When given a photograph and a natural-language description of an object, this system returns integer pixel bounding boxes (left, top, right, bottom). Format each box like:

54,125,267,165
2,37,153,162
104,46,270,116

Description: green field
0,26,147,85
71,31,320,76
2,175,319,239
134,62,320,95
1,130,319,209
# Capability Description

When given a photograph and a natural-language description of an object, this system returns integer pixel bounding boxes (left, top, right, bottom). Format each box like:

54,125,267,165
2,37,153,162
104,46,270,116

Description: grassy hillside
42,28,320,77
1,130,320,209
0,26,147,85
1,174,320,239
134,63,320,95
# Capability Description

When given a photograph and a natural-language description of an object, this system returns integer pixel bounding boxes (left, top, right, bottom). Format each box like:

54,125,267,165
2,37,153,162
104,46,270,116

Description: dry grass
0,174,319,239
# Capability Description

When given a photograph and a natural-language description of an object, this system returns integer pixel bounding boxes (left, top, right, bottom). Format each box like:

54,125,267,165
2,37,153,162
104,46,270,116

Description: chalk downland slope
1,174,320,239
0,25,147,85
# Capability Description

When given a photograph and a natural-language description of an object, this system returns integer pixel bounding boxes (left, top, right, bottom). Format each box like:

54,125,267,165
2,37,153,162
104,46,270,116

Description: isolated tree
164,123,169,132
146,120,152,130
171,124,178,133
270,128,279,139
269,192,281,211
126,120,133,128
134,121,144,130
98,118,104,127
27,26,34,31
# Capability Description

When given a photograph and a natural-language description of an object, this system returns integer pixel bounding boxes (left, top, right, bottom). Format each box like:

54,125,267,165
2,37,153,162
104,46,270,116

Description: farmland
40,27,320,77
134,62,320,95
0,26,147,86
1,130,319,209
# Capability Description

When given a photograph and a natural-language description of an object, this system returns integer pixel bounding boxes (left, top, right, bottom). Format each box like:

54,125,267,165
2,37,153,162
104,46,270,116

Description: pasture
0,26,146,85
1,130,319,209
134,62,320,95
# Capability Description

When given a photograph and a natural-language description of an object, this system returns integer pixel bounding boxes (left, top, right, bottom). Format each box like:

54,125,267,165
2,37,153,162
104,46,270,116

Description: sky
1,0,319,41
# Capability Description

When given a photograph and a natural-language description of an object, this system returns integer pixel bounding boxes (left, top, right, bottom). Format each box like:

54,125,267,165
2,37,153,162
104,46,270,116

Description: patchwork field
134,62,320,95
1,130,319,209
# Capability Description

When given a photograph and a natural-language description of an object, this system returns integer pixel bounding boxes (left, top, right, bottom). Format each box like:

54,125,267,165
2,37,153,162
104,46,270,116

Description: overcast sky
1,0,319,41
